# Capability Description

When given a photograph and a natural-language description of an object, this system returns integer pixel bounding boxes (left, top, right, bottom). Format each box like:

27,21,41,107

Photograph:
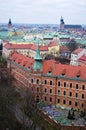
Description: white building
70,48,86,65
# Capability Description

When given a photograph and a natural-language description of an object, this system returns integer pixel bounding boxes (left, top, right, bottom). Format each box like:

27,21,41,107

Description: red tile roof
5,43,48,51
72,48,83,54
78,55,86,62
48,41,58,47
11,52,86,80
43,59,86,80
11,52,34,68
40,45,48,51
4,43,32,49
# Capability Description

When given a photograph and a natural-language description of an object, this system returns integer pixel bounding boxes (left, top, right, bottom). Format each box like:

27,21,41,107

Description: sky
0,0,86,24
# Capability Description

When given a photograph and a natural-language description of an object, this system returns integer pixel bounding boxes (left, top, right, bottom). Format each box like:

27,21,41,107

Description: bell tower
8,18,12,28
60,16,65,30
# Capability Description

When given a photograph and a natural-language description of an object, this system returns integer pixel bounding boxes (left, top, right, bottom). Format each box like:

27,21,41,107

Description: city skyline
0,0,86,24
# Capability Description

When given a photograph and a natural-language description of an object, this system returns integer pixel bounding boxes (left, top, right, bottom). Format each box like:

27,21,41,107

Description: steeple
60,16,65,30
33,44,42,71
8,18,12,28
60,16,64,24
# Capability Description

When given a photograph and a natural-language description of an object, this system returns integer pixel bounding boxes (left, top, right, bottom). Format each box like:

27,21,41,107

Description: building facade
70,48,86,65
8,48,86,111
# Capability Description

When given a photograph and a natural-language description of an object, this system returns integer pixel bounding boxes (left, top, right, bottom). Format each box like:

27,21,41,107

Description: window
37,79,39,84
76,75,80,78
44,97,47,101
64,82,66,87
44,80,47,84
50,80,52,85
75,93,78,98
44,88,47,93
63,91,66,96
31,79,33,83
48,71,52,74
57,99,60,103
76,84,78,89
62,73,65,76
69,101,72,105
82,85,85,90
75,102,78,106
82,94,84,99
81,103,84,108
69,92,72,97
58,90,60,95
58,81,60,86
63,100,66,104
70,83,72,88
50,97,52,102
37,88,39,93
50,89,52,94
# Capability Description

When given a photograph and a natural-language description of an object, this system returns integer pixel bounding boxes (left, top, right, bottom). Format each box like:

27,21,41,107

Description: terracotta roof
5,43,48,51
11,52,86,80
11,52,34,68
78,55,86,62
30,44,48,51
4,43,32,49
48,41,58,47
40,45,48,51
72,48,83,54
30,44,37,51
43,60,86,80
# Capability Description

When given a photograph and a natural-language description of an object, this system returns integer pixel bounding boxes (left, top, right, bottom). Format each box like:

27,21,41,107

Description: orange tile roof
43,60,86,80
40,45,48,51
11,52,86,80
72,48,83,54
5,43,32,49
11,52,34,68
5,43,48,51
48,41,58,47
78,55,86,62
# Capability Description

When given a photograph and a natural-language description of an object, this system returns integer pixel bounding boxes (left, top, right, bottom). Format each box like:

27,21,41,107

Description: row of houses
2,41,60,58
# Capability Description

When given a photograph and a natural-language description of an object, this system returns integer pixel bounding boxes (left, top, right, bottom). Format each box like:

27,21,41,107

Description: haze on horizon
0,0,86,25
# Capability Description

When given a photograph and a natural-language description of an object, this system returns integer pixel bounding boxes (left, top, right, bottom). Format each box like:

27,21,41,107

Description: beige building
2,41,60,59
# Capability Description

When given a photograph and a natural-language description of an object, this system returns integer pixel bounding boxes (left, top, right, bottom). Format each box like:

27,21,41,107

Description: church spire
60,16,64,24
33,44,42,71
8,18,12,28
60,16,65,30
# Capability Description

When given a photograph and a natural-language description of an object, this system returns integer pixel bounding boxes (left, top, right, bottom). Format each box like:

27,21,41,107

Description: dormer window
48,71,52,74
61,69,66,76
76,75,80,78
48,70,52,75
48,67,52,75
62,73,65,76
18,59,22,64
76,70,80,78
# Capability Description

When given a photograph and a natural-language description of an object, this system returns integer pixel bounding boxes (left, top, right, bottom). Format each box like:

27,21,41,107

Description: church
60,16,82,31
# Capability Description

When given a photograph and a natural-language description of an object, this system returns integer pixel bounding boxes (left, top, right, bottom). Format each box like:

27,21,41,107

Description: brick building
8,47,86,111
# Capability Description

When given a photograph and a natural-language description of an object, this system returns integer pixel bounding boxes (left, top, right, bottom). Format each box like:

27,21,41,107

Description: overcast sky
0,0,86,24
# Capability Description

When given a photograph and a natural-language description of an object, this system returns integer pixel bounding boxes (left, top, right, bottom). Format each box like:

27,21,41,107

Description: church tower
33,45,42,71
60,16,65,30
8,18,12,28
